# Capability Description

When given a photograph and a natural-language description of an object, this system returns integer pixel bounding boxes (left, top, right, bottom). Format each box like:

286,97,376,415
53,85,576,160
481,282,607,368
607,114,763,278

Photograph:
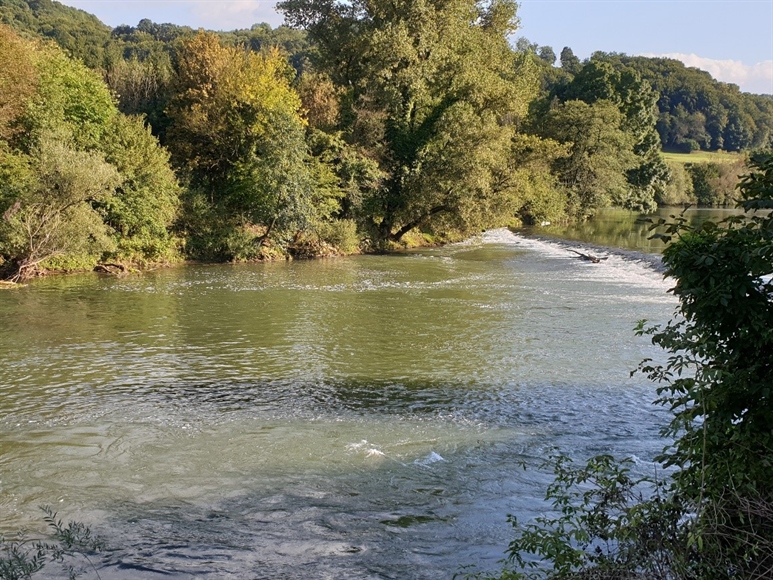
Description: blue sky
60,0,773,93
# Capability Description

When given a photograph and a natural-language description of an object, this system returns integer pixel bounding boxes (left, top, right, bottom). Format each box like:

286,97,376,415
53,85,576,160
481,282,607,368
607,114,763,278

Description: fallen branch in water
570,250,608,263
94,262,129,276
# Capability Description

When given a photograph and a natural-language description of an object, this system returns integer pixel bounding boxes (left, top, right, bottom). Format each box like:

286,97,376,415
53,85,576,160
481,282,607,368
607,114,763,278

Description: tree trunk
391,205,448,242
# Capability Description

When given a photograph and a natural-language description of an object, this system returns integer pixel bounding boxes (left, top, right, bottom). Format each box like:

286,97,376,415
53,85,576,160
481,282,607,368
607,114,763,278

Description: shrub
498,153,773,579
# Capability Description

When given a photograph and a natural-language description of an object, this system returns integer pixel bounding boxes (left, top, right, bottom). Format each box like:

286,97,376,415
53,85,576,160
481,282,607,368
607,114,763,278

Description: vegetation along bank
1,0,771,282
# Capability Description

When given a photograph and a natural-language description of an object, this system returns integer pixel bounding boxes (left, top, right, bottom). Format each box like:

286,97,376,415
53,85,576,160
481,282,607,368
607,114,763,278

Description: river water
0,228,676,578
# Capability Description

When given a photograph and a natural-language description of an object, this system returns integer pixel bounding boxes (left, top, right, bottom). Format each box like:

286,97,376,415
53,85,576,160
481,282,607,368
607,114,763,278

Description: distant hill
590,53,773,153
0,0,112,68
0,0,310,70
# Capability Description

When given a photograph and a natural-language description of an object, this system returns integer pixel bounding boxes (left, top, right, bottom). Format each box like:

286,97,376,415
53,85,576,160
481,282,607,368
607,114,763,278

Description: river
0,227,677,578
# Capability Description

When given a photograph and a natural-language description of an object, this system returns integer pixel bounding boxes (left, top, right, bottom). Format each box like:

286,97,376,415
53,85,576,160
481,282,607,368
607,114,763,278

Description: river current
0,229,676,578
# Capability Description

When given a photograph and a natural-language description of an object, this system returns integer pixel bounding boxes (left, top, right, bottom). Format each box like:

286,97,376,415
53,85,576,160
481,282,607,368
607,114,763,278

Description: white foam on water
346,439,385,458
414,451,446,466
473,228,673,294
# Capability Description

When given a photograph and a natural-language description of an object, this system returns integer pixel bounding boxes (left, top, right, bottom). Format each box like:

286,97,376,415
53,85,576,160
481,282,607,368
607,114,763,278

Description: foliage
0,138,119,281
502,154,773,579
0,25,37,141
0,27,182,278
20,42,116,150
312,218,361,254
0,0,112,70
500,455,685,580
0,506,104,580
168,32,334,258
99,114,181,263
657,161,694,206
685,158,747,206
279,0,541,244
296,72,342,132
551,60,668,212
559,47,581,75
643,150,773,515
507,133,568,225
589,54,773,153
538,100,636,218
104,55,175,139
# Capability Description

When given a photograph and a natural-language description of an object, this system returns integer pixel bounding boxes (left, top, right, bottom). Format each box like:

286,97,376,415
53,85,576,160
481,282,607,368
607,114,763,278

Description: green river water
0,224,681,578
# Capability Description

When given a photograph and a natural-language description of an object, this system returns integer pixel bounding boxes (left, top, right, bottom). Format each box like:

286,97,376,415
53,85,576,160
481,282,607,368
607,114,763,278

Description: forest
1,0,772,281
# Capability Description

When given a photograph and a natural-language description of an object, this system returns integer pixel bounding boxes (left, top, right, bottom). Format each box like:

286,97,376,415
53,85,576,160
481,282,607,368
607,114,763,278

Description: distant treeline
1,0,771,280
519,40,773,153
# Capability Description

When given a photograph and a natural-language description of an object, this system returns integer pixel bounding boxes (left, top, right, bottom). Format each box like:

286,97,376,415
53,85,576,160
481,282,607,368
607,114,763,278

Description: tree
0,139,119,281
99,114,181,263
538,46,556,66
1,27,182,278
21,42,117,150
591,54,773,154
167,32,334,259
295,72,342,132
539,100,636,217
279,0,540,244
559,46,581,74
0,25,37,141
557,60,668,212
0,0,112,70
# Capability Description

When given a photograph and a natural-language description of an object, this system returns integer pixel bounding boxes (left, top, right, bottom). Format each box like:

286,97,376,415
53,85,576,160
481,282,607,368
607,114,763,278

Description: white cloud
192,1,283,30
643,53,773,95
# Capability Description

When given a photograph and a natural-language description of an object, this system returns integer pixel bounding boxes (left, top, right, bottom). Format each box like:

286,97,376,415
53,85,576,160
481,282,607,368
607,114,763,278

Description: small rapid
0,228,676,578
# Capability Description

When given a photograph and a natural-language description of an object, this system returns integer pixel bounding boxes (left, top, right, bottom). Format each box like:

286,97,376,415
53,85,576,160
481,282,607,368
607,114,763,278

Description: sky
59,0,773,94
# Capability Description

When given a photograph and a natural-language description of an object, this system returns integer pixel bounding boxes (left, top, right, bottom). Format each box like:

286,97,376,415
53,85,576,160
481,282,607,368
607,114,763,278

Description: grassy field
661,150,744,164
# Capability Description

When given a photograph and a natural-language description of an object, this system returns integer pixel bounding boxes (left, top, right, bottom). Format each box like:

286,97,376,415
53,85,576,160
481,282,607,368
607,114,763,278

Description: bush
498,153,773,579
674,139,700,154
0,506,104,580
686,158,746,206
314,219,361,254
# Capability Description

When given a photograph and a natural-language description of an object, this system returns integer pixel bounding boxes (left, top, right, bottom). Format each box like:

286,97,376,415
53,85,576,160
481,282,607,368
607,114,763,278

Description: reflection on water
0,229,675,578
524,206,743,253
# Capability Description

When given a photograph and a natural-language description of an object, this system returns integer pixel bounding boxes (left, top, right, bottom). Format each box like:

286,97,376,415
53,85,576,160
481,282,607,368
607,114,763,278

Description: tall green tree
21,42,116,150
99,114,180,262
1,28,180,278
167,32,335,259
279,0,539,244
559,46,581,74
0,24,37,141
557,60,668,211
539,100,636,217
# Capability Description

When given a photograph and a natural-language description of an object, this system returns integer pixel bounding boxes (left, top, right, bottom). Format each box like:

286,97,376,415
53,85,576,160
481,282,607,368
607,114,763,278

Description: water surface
525,206,742,253
0,229,675,578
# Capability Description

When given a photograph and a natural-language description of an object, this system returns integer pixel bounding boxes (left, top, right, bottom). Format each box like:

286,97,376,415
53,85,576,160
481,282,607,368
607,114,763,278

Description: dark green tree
166,32,337,259
539,99,636,217
538,46,556,66
557,60,668,212
559,46,581,75
279,0,539,244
